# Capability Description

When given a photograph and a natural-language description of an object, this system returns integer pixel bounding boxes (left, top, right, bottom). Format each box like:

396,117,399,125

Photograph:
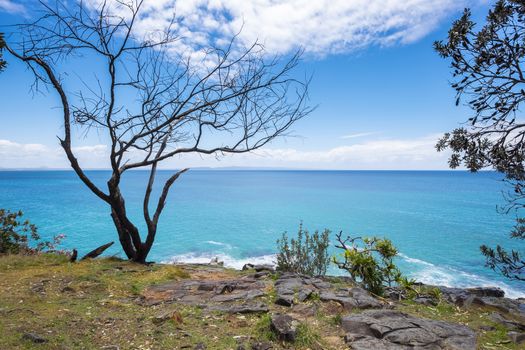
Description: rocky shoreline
147,262,525,349
3,255,525,349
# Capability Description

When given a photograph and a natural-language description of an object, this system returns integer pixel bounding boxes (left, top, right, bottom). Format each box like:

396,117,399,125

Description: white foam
398,253,435,267
400,253,525,299
204,240,234,249
163,252,276,270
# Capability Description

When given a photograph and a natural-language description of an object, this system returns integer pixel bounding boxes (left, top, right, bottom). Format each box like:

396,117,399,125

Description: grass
0,254,249,349
0,253,523,349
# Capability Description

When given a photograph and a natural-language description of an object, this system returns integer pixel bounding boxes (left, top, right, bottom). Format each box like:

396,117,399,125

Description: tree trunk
109,203,156,264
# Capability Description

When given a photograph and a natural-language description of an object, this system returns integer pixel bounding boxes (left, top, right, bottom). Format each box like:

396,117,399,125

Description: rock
508,331,525,344
251,341,273,350
209,257,224,266
349,287,384,309
153,310,183,325
270,314,298,342
291,303,318,317
413,296,437,306
319,288,382,310
344,335,404,349
101,346,120,350
489,312,525,331
437,286,507,309
249,271,270,279
143,278,267,309
342,309,476,350
21,332,48,344
194,342,206,349
253,265,274,272
466,286,505,298
242,263,255,270
242,264,274,272
275,296,294,307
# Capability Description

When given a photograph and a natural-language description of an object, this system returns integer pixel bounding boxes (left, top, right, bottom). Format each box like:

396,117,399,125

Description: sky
0,0,493,170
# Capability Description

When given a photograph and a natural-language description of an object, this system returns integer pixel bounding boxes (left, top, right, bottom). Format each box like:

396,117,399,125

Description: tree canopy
435,0,525,280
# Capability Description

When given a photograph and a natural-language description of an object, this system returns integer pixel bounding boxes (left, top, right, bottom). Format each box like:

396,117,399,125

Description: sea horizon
1,169,523,298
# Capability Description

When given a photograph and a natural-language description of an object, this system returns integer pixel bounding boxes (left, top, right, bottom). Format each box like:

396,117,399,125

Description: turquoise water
1,170,524,297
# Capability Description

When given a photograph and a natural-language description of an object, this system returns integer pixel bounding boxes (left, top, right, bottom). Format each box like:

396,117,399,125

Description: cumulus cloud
0,0,25,14
85,0,480,57
0,139,50,159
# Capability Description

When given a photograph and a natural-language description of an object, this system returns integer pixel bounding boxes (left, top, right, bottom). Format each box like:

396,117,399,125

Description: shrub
333,231,402,295
276,223,330,276
0,209,64,255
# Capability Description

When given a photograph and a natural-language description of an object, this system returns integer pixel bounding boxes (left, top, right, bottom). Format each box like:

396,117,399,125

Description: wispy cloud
341,132,381,139
85,0,481,57
0,0,25,14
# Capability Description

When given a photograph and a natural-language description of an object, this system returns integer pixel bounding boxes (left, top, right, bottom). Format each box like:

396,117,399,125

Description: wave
163,252,276,270
399,253,525,299
204,240,234,249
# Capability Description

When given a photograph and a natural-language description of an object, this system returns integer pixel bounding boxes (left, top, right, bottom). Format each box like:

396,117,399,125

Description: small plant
0,209,64,255
295,323,322,347
398,276,419,299
333,231,402,295
276,223,330,276
428,287,443,303
254,313,276,341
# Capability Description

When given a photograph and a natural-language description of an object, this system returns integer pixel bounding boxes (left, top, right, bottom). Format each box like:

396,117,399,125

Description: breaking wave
163,252,276,270
399,253,525,299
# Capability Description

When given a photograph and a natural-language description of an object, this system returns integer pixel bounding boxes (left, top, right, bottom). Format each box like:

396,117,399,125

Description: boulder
270,314,298,342
342,309,476,350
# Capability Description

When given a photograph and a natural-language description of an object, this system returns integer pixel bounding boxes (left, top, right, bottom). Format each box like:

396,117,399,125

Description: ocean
1,170,524,297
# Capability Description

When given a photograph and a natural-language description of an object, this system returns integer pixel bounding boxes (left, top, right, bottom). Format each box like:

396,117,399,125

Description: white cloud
85,0,480,57
0,135,449,170
0,139,50,159
0,0,25,14
238,134,449,169
341,132,380,139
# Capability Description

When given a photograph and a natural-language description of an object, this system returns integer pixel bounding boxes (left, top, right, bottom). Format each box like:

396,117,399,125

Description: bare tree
0,33,6,72
5,0,311,263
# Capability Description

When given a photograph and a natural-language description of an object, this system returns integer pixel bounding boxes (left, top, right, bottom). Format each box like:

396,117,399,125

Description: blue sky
0,0,491,170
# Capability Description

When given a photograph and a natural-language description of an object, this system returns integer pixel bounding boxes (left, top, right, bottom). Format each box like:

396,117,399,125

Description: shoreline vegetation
1,253,525,349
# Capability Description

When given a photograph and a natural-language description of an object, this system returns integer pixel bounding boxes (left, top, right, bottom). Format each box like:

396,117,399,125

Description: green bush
333,231,402,295
276,223,330,276
0,209,64,255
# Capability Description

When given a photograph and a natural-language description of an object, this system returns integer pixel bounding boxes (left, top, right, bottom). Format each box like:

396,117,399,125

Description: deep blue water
1,170,524,297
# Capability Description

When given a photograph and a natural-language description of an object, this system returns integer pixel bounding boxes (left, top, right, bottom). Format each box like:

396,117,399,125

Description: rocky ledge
141,264,525,349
